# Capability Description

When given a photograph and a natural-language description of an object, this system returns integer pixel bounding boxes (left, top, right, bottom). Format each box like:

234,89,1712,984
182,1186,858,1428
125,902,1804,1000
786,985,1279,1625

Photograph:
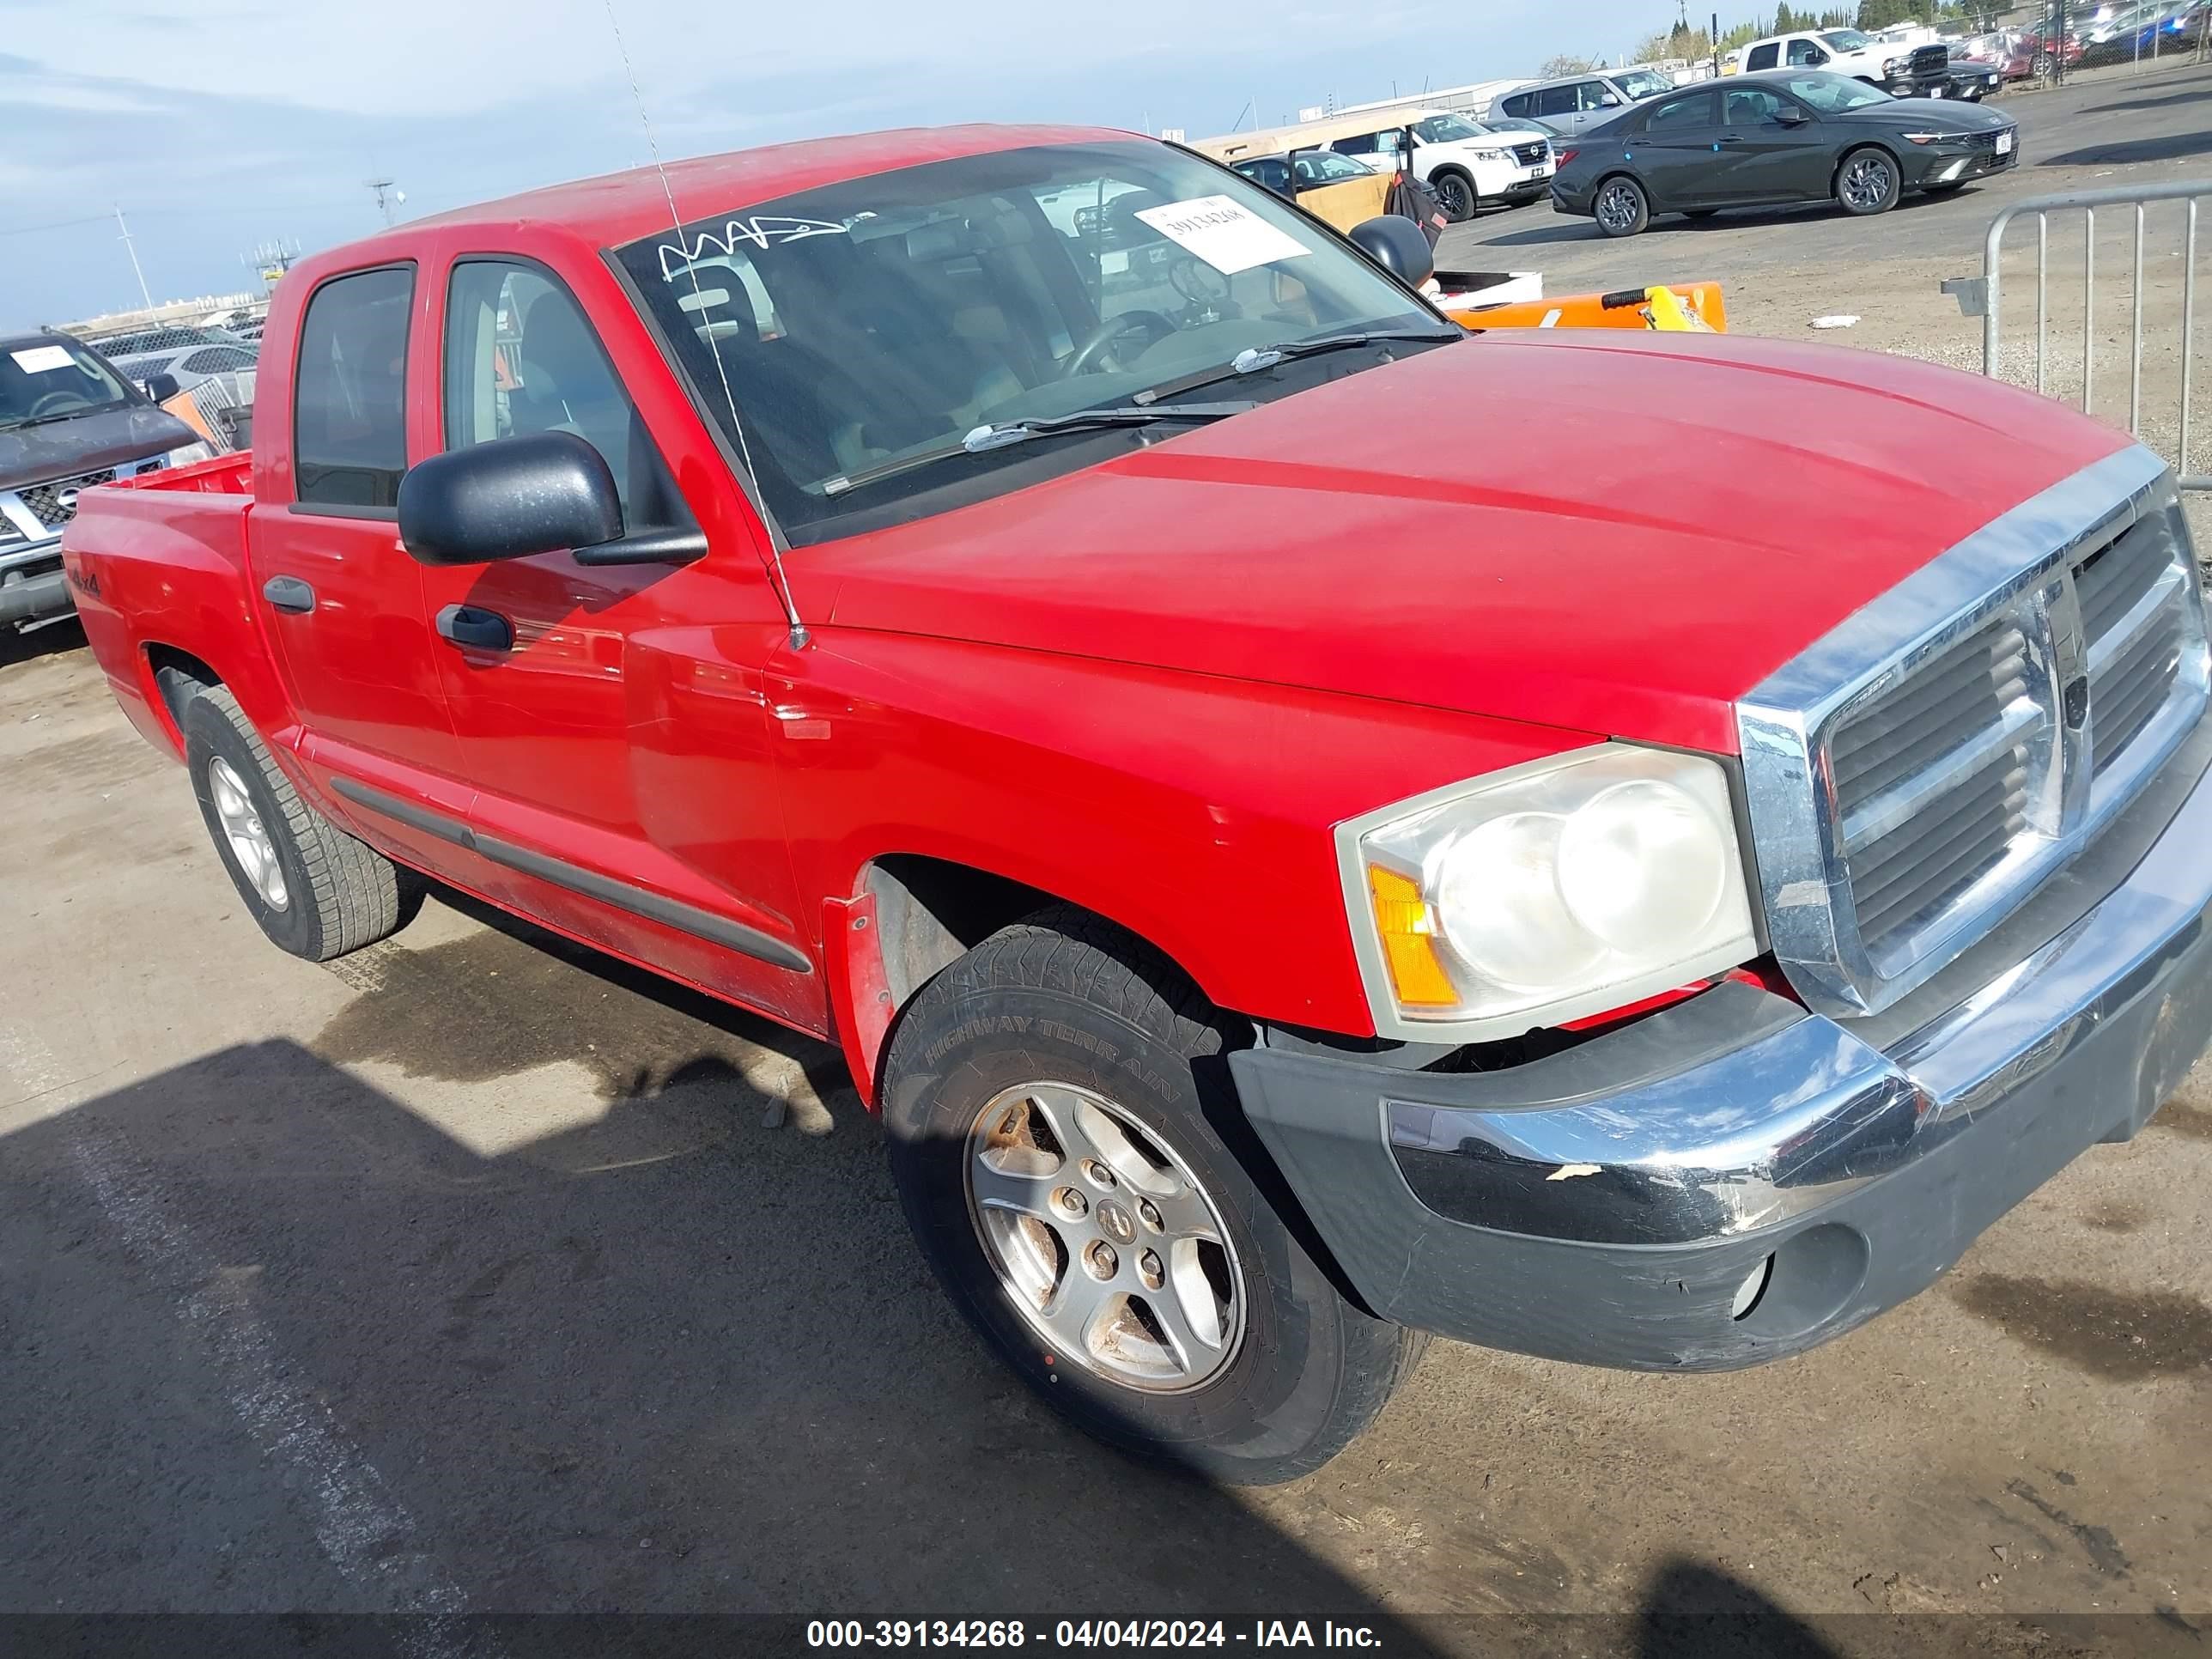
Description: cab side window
294,265,412,512
1787,38,1827,64
442,260,693,535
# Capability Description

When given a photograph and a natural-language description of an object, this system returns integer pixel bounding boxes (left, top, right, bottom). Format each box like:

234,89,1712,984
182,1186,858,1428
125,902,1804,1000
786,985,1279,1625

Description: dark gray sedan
1549,70,2019,238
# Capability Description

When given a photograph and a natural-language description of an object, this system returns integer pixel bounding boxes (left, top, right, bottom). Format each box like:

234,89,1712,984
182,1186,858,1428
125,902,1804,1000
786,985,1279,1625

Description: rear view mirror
1348,216,1437,289
398,432,624,567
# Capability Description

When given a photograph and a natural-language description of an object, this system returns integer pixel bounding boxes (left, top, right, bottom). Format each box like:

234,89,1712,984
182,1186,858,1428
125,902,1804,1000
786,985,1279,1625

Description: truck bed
116,449,254,497
64,448,260,759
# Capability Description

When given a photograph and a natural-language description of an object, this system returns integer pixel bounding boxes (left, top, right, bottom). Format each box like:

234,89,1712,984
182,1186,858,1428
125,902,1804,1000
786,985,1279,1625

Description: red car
64,124,2212,1483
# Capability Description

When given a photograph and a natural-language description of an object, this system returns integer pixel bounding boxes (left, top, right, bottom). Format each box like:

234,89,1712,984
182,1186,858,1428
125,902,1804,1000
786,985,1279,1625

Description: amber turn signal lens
1367,864,1458,1007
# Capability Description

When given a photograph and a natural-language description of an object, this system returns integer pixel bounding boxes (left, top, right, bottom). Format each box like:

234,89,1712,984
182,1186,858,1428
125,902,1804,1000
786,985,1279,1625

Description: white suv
1324,111,1556,222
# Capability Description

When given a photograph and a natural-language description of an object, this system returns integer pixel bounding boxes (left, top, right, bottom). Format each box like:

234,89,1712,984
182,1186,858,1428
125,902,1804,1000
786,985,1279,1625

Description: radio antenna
601,0,810,649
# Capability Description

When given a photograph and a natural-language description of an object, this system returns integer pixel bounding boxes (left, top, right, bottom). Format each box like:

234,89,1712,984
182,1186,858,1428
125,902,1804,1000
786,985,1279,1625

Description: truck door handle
434,604,514,652
262,575,316,614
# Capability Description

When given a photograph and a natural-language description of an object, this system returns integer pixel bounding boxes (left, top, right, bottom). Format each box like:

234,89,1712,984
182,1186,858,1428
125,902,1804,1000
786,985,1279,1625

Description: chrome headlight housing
1339,744,1759,1040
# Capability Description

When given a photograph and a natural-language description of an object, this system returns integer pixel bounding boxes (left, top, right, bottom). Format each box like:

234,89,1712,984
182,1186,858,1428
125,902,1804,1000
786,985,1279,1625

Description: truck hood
805,331,2130,755
0,404,195,493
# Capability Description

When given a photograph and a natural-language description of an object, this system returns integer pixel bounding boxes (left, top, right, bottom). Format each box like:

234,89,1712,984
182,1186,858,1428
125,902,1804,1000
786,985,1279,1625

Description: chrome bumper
1231,711,2212,1369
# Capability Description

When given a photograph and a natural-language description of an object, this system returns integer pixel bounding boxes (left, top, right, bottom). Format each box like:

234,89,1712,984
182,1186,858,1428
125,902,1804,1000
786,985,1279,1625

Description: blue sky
0,0,1675,326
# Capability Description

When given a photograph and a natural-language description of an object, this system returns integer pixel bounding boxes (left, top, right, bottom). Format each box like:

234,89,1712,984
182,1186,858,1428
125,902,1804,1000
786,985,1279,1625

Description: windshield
617,140,1439,538
1413,113,1486,143
0,337,135,429
1784,70,1893,110
1820,27,1874,50
1291,149,1377,184
1613,70,1672,99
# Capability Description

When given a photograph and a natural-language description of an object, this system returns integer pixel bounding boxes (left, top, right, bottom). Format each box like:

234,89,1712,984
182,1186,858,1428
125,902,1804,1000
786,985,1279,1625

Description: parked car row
1548,69,2019,238
1198,107,1556,225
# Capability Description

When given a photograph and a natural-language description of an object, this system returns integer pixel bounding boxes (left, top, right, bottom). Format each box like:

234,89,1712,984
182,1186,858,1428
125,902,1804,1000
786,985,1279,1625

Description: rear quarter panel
62,458,287,760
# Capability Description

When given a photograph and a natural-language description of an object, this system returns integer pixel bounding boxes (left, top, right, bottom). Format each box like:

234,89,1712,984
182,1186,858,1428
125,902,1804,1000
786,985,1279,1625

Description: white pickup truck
1735,27,1948,95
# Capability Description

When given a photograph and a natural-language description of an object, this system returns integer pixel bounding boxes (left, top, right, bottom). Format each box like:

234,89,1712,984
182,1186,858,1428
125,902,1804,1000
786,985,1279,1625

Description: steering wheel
1169,257,1235,315
1061,309,1178,378
27,391,83,419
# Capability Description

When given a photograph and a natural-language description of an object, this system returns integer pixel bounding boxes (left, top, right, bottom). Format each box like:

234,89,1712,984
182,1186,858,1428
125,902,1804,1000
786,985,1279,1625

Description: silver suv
1494,67,1675,137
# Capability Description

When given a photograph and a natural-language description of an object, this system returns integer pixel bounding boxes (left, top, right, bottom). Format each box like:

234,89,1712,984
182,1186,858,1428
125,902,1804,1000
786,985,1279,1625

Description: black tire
1592,174,1650,238
880,907,1425,1486
1836,146,1901,217
182,685,422,962
1431,168,1477,223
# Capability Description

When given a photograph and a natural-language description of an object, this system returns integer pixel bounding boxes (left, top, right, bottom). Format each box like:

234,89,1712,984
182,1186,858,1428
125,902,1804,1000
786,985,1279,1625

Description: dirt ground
7,66,2212,1656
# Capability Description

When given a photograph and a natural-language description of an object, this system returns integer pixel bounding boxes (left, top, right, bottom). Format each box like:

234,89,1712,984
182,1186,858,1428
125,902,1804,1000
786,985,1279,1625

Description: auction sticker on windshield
1136,196,1310,275
10,346,76,374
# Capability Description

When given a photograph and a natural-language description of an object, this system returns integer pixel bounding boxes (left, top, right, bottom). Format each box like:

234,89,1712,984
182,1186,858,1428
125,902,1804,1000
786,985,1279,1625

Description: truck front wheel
880,908,1425,1485
181,685,422,962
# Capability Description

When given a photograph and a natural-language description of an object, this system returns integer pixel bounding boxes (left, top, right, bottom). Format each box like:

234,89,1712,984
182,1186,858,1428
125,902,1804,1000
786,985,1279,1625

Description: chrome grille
17,468,116,530
1738,448,2212,1019
2078,520,2192,777
1831,615,2034,954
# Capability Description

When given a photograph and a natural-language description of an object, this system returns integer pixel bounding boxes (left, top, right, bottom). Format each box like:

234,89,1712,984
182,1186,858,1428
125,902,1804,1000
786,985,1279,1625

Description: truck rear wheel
880,907,1425,1486
181,685,422,962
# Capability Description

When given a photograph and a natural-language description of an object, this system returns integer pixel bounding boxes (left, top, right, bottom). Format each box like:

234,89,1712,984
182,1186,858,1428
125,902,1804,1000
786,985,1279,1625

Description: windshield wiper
1,405,118,431
822,400,1257,496
1131,329,1461,406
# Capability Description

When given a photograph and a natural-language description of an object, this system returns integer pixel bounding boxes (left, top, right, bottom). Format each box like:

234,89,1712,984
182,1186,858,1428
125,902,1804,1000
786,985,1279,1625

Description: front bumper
0,537,72,628
1231,711,2212,1371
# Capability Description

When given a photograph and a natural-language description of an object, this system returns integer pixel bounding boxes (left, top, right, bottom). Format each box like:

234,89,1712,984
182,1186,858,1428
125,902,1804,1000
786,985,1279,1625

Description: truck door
412,255,820,1028
246,263,467,799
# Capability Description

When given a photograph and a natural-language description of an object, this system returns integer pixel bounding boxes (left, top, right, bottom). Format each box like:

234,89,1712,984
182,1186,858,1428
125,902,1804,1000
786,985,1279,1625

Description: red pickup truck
65,124,2212,1485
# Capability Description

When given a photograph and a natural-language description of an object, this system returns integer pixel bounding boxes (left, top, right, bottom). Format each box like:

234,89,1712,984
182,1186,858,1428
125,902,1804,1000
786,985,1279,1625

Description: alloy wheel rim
208,757,289,911
1844,155,1893,210
1597,183,1639,232
1438,177,1471,216
963,1081,1246,1394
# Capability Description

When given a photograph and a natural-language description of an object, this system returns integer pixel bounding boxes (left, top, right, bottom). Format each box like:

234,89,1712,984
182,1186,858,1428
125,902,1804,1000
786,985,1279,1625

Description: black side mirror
398,432,625,567
1348,216,1436,289
1776,107,1812,125
143,371,181,403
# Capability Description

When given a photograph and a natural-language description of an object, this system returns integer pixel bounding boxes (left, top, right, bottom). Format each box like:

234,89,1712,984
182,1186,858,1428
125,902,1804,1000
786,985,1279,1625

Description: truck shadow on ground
0,617,86,671
6,1023,1465,1636
0,1024,1869,1654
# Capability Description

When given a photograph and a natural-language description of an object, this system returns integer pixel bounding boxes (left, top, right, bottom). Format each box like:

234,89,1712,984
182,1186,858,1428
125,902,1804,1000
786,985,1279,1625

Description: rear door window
1534,85,1580,118
1747,41,1781,70
1644,89,1720,131
293,265,413,512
